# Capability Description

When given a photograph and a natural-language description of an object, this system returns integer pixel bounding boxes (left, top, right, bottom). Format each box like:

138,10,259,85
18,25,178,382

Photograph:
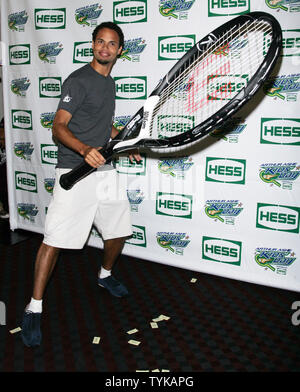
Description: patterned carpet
0,229,299,372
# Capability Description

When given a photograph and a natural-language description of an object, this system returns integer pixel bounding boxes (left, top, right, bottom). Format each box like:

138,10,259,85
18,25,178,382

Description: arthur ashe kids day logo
255,248,296,275
265,0,300,12
121,38,146,62
209,118,247,143
8,10,28,31
75,4,103,26
40,112,55,129
127,189,145,212
159,0,195,19
10,77,30,97
259,162,300,190
264,74,300,102
156,232,190,255
205,200,243,224
208,0,250,17
158,157,193,179
17,203,38,223
38,42,63,64
14,143,34,161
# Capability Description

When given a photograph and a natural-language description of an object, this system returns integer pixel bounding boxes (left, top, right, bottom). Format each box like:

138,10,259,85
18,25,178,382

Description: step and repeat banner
1,0,300,292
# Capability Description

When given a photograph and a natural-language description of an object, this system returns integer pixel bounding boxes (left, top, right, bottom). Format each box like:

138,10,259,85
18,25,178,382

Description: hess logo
205,157,246,184
256,203,300,233
202,236,242,265
114,77,147,99
15,172,37,193
113,0,147,24
156,192,193,219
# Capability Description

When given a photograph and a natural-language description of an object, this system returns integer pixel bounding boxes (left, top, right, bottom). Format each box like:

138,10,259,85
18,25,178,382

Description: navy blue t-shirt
56,64,115,168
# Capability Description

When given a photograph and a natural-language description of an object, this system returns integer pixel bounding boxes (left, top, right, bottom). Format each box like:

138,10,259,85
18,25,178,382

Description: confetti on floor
152,315,170,322
127,328,138,334
190,278,197,283
128,339,141,346
150,322,158,329
92,336,101,344
9,327,21,334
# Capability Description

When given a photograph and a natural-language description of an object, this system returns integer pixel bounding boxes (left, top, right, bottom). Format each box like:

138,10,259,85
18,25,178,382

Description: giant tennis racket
59,11,282,190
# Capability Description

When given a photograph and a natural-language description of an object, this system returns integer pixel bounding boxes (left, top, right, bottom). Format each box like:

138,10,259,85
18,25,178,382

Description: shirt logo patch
62,94,72,102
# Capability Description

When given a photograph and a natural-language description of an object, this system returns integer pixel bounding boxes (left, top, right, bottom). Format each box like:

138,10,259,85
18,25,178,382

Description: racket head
138,11,282,153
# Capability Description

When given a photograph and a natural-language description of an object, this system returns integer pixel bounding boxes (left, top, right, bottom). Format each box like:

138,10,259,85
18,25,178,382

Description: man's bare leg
21,242,60,347
32,242,60,300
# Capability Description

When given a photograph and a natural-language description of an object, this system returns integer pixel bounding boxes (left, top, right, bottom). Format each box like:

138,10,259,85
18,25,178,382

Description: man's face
92,27,122,65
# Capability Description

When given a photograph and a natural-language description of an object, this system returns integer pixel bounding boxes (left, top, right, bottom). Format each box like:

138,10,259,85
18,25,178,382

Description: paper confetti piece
152,315,168,322
161,369,170,372
92,336,101,344
190,278,197,283
136,370,149,372
128,339,141,346
127,328,138,335
9,327,21,334
151,369,160,372
150,322,158,329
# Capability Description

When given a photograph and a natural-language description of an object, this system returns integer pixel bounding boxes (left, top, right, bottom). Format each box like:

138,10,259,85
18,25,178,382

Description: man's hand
128,149,142,164
83,146,106,168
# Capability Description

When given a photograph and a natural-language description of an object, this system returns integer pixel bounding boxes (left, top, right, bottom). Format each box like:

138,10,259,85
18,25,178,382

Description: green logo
73,42,93,63
208,0,250,16
156,192,193,219
114,155,146,175
15,171,37,193
34,8,66,29
256,203,300,233
126,225,147,247
41,144,58,165
205,157,246,184
39,77,61,98
11,110,32,130
113,0,147,24
9,44,30,65
260,118,300,145
202,236,242,265
158,35,195,60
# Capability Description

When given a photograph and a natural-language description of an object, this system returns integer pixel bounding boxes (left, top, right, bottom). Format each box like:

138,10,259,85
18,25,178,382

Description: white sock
26,297,43,313
99,266,111,279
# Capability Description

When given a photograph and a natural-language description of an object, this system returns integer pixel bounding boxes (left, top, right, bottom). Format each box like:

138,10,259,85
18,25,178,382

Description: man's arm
53,109,106,168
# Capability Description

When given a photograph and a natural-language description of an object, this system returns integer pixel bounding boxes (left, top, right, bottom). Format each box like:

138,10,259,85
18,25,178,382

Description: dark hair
92,22,124,49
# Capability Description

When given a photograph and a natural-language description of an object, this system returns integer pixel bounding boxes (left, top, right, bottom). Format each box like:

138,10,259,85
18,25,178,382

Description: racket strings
149,19,272,139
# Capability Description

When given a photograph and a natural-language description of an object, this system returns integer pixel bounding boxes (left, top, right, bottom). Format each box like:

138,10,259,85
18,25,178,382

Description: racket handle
59,142,116,190
59,161,96,190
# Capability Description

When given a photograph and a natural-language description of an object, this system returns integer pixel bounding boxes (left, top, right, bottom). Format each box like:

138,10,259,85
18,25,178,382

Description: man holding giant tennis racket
21,22,140,347
22,12,282,347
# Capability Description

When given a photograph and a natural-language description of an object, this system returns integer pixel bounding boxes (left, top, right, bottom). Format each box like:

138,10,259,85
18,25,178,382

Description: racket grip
59,141,116,190
59,161,96,190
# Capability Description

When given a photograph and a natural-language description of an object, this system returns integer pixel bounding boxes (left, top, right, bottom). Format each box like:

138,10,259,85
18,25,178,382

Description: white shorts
43,166,132,249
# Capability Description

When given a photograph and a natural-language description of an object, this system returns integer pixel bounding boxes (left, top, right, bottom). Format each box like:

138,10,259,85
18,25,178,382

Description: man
21,22,139,347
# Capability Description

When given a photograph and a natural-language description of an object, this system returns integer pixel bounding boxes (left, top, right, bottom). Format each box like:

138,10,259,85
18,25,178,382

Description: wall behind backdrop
1,0,300,292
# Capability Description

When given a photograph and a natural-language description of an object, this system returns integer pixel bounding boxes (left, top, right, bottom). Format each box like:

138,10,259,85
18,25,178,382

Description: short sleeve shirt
56,64,115,168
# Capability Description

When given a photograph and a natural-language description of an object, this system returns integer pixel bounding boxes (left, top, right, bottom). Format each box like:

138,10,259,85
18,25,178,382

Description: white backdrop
1,0,300,292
